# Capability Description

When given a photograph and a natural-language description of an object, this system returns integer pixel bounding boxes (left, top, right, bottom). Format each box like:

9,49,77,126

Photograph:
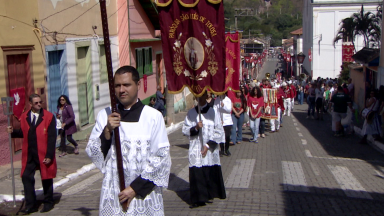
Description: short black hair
29,94,41,103
114,66,140,84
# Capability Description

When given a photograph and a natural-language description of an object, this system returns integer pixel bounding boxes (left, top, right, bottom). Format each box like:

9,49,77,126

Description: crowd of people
195,77,301,158
8,63,384,214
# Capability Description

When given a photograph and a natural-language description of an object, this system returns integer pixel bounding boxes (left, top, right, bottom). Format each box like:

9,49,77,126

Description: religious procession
2,0,384,215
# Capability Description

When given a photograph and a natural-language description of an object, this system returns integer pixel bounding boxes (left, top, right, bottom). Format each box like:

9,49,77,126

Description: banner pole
99,0,127,211
197,97,204,150
8,114,15,207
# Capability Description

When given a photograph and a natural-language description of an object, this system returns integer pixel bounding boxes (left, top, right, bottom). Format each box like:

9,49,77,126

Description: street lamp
1,97,16,207
297,52,306,76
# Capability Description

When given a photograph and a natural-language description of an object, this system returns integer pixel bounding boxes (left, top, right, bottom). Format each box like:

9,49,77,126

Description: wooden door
48,50,63,113
77,46,93,126
7,54,30,152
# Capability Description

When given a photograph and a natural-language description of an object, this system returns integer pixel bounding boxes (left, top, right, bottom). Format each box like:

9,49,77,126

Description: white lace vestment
182,106,223,168
86,106,171,215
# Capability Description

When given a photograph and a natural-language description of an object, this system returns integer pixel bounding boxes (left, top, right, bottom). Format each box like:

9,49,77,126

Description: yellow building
0,0,45,164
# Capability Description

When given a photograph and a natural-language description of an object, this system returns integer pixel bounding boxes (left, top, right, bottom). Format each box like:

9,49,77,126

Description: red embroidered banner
157,0,225,97
342,44,354,62
286,52,291,62
143,74,148,93
9,87,25,119
225,32,240,92
308,48,312,62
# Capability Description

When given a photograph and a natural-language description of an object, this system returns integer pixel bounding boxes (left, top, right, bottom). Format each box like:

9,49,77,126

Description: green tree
339,62,352,83
333,17,356,50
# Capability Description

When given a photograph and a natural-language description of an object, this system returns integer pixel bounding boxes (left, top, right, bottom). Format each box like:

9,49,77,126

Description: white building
302,0,381,79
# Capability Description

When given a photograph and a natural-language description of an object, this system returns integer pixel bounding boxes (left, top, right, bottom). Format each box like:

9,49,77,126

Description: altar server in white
213,93,233,156
183,91,226,208
86,66,171,215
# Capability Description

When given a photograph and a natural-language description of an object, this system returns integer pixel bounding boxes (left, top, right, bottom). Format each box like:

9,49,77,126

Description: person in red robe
7,94,57,214
277,84,285,127
288,80,297,111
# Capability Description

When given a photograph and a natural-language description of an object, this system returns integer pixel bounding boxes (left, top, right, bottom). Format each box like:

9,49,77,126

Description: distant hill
224,0,304,46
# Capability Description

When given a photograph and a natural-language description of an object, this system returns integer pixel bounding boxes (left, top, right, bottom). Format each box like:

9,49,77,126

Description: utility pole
234,8,255,31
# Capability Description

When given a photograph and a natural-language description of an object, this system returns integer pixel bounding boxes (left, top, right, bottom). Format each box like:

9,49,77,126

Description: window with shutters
99,45,108,83
135,47,153,77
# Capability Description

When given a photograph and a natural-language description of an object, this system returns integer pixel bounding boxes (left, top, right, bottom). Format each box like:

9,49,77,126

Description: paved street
3,59,384,216
18,105,384,216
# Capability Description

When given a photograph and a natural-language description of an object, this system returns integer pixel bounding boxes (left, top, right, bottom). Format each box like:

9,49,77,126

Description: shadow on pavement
167,173,190,205
0,200,23,216
282,184,384,215
72,207,97,216
172,144,189,150
292,108,384,164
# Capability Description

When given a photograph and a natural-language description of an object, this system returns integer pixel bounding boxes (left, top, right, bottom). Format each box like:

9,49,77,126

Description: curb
0,120,184,203
324,109,384,154
354,126,384,154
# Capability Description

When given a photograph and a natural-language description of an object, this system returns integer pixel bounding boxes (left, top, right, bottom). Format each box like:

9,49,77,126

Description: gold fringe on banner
156,0,222,7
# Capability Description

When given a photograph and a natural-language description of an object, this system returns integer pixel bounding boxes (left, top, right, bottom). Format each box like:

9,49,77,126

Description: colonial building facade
302,0,381,79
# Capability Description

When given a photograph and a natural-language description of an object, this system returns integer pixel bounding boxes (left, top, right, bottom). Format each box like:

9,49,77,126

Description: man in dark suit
7,94,57,214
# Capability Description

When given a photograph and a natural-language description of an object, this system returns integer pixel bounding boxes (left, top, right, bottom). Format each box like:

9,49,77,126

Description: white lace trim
182,108,223,167
86,138,170,215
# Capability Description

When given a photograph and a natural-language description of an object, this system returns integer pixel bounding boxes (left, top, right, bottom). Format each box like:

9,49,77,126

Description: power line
0,15,34,28
40,0,89,23
59,2,99,33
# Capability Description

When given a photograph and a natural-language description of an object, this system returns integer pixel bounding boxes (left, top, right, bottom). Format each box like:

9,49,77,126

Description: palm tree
352,5,380,47
333,17,356,51
333,5,381,50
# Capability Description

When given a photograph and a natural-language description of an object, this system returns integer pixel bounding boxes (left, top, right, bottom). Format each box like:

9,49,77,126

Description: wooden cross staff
98,0,128,211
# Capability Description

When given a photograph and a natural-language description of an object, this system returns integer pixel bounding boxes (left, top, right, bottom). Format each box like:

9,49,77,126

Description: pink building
118,0,165,104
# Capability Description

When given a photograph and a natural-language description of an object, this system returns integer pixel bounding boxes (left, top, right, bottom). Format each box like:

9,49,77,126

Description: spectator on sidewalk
297,84,304,105
324,85,331,113
347,78,354,102
329,86,353,137
7,94,57,214
329,83,335,100
360,90,382,144
56,95,79,157
231,91,247,144
148,97,166,117
307,82,316,119
342,83,349,95
156,85,166,108
315,82,325,120
148,97,156,107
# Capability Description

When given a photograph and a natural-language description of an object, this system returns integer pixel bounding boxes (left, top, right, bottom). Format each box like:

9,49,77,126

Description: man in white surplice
86,66,171,215
182,92,226,208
